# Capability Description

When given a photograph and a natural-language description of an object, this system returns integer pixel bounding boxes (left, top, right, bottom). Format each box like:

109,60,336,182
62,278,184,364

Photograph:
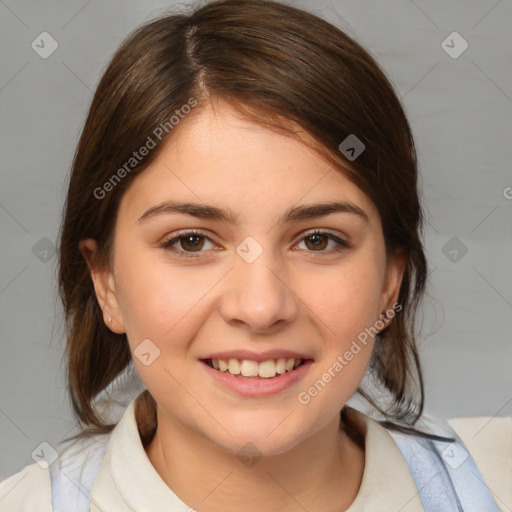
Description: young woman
0,1,509,510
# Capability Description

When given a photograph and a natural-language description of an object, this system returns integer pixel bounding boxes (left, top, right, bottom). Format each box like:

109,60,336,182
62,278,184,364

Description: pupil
307,234,326,250
183,235,203,251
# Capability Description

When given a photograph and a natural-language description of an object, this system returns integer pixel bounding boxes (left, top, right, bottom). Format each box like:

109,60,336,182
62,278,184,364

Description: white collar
90,392,423,511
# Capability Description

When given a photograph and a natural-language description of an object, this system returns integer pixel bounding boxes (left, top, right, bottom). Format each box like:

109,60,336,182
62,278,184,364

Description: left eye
160,229,349,257
296,231,349,252
161,230,215,255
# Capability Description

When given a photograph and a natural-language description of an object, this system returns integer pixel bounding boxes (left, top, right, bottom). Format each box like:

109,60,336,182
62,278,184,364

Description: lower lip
200,360,314,397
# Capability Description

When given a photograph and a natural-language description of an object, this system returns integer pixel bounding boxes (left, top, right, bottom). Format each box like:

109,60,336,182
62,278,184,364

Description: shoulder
0,462,52,512
0,433,111,512
449,415,512,511
372,412,505,511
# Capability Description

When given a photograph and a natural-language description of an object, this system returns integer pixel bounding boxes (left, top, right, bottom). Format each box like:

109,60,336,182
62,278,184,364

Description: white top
1,392,510,511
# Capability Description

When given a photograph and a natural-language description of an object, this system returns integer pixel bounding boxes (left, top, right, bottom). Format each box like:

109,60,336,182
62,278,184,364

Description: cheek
114,250,218,345
309,259,385,343
297,269,380,419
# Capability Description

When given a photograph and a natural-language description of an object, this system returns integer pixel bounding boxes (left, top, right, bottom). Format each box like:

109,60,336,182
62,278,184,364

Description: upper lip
202,349,313,362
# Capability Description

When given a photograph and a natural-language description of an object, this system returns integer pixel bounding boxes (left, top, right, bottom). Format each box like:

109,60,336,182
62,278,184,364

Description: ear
78,238,126,334
377,247,408,329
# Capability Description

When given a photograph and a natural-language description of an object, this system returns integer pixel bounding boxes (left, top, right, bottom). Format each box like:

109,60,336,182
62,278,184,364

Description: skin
80,100,406,512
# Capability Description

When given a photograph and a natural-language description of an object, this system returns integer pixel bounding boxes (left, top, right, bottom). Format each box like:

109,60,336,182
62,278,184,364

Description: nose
217,246,299,335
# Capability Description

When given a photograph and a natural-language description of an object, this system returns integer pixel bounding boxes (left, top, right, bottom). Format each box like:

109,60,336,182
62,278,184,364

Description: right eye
160,230,218,257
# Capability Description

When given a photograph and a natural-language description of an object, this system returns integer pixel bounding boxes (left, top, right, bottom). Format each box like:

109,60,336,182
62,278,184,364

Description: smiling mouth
202,357,310,379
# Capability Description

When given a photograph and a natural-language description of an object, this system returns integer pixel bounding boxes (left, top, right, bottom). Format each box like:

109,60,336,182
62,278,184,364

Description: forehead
117,102,379,225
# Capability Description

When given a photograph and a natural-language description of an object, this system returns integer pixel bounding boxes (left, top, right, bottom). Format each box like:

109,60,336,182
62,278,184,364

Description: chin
217,435,302,460
205,419,307,459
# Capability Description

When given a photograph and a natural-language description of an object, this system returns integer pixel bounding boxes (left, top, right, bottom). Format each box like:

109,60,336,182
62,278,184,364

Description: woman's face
85,101,404,456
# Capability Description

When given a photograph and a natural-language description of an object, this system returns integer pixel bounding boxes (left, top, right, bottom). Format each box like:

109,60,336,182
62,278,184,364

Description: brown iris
304,233,328,251
180,234,205,252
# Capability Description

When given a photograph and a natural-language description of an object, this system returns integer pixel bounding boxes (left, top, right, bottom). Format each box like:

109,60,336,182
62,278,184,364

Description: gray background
1,0,511,480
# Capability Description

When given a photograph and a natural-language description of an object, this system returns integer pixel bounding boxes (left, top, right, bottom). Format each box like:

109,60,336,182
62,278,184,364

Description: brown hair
58,0,427,446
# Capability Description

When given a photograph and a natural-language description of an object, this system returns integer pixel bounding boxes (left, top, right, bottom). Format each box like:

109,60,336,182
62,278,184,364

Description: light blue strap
387,429,501,511
49,435,109,512
431,436,502,511
49,426,501,511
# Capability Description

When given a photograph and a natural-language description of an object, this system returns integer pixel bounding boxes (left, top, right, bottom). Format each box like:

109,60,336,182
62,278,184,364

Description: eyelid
160,228,350,257
296,228,348,244
160,229,216,250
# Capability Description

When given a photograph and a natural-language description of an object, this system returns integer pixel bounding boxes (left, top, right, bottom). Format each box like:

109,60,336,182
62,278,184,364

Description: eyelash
160,229,350,259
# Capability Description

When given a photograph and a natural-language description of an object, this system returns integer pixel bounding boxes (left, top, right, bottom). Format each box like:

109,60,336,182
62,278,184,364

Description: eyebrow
136,200,369,226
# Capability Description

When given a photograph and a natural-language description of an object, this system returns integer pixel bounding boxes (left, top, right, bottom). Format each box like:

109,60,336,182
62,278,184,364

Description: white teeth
276,358,286,374
228,358,241,375
258,360,276,378
240,360,259,377
210,357,304,378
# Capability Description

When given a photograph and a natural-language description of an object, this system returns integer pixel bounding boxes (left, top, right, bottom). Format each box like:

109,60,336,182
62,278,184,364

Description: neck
144,402,365,512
